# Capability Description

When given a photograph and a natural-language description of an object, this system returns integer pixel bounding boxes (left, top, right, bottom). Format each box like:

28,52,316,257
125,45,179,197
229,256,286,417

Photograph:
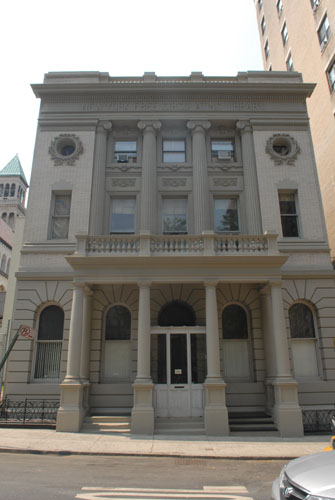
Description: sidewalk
0,427,329,459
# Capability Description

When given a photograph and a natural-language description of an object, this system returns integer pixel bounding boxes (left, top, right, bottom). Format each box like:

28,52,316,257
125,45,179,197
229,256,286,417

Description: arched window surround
32,302,65,382
221,302,255,381
288,300,322,380
158,300,196,327
101,303,132,383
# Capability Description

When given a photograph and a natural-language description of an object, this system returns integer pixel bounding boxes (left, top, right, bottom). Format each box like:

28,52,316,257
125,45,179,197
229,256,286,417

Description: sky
0,0,263,184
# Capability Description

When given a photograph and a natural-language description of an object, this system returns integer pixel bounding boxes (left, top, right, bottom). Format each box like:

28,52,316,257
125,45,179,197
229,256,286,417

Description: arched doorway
152,301,206,417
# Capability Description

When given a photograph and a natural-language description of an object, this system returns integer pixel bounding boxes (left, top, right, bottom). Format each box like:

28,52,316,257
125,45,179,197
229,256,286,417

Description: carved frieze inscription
212,177,242,191
82,100,263,113
162,178,187,188
112,178,136,188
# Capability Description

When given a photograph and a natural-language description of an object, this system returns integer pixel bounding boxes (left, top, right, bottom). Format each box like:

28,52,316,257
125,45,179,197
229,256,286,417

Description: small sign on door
174,369,182,375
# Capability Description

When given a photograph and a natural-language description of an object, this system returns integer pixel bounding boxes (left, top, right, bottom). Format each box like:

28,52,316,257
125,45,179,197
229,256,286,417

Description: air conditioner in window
218,150,233,160
313,0,320,11
321,37,328,49
117,154,129,163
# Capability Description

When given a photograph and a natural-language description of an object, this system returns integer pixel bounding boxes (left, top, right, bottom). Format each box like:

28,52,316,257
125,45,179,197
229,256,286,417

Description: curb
0,447,297,460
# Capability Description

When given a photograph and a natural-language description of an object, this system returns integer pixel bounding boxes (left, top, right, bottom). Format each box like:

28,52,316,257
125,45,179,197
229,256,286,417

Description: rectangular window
114,141,137,163
276,0,283,15
279,192,299,237
110,198,136,234
318,15,331,48
281,22,288,46
215,198,239,233
261,16,266,35
211,139,234,161
50,193,71,239
310,0,320,10
162,198,187,234
286,53,294,71
264,40,269,59
258,0,262,10
327,60,335,93
163,140,186,163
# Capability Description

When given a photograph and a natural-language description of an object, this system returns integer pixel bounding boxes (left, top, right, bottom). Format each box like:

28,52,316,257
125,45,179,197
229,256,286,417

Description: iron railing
302,409,335,434
0,398,59,425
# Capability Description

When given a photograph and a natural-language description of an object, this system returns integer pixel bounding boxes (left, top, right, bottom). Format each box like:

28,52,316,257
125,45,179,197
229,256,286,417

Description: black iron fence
302,409,335,434
0,398,59,425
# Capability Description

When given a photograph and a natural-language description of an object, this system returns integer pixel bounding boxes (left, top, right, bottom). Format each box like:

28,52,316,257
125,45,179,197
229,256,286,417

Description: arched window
103,305,131,380
158,300,196,326
0,255,6,273
6,258,10,275
222,304,252,379
34,305,64,380
0,185,3,197
2,212,7,223
10,183,15,197
289,303,320,378
17,186,21,199
4,184,9,197
8,213,14,229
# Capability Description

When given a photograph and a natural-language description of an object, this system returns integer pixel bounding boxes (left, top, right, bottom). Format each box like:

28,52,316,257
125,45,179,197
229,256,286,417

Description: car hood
286,451,335,497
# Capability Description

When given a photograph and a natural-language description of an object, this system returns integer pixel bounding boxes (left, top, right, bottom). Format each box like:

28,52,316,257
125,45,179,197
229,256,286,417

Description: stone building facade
3,71,335,436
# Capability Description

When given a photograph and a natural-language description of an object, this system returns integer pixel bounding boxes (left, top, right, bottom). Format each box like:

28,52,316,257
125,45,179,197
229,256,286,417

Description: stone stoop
81,415,131,434
228,411,279,436
155,417,206,436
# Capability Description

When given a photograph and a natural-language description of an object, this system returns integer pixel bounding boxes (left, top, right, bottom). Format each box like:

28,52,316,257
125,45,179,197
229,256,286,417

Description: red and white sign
18,324,37,340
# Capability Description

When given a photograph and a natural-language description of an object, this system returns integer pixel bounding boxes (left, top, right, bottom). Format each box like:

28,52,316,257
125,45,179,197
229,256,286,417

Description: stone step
82,415,131,434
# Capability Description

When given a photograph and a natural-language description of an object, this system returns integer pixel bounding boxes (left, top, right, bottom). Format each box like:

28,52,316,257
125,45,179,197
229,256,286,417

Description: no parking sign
18,324,37,340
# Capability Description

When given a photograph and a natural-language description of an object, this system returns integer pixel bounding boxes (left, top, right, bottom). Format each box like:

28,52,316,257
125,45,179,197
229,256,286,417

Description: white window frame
32,304,64,382
221,302,254,382
264,40,269,59
286,53,294,71
113,140,137,164
162,197,188,235
101,304,132,383
318,14,331,48
162,140,186,163
281,22,288,46
49,192,72,240
214,197,240,234
110,197,136,234
278,191,300,238
289,302,322,380
327,59,335,94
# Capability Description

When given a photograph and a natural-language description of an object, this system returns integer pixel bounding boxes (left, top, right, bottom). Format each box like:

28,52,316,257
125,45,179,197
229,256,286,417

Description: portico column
187,121,211,234
137,121,161,234
80,287,93,381
89,121,112,235
131,281,154,434
261,282,303,437
57,283,86,432
236,121,262,234
203,281,229,436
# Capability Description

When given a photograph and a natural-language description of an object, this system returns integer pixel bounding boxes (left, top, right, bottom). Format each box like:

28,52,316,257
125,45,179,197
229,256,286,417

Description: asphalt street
0,453,285,500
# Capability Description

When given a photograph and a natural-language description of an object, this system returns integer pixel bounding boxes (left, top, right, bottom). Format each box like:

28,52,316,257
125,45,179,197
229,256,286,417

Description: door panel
153,331,205,417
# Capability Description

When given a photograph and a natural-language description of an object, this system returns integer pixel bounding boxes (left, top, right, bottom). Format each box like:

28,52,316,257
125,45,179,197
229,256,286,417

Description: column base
204,381,229,436
131,382,154,435
56,381,86,432
272,378,304,437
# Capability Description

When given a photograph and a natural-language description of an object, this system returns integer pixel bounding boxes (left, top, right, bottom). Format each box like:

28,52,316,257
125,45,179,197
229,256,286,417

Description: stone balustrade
76,232,278,257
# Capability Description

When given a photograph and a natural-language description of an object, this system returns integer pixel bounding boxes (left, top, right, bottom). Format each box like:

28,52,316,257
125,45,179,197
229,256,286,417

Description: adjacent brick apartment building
254,0,335,265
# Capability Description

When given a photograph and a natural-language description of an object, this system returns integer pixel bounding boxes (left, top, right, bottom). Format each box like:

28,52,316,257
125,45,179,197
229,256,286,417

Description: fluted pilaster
187,121,211,234
236,121,262,234
135,281,152,382
89,121,112,235
138,121,161,233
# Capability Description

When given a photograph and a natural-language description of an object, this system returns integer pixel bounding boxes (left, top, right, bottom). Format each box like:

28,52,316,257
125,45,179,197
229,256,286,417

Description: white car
272,451,335,500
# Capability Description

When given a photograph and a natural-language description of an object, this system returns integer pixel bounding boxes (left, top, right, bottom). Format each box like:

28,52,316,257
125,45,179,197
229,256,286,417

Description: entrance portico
55,232,304,437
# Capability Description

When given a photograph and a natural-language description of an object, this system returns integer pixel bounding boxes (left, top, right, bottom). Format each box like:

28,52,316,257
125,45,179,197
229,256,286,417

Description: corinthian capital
187,120,211,133
137,120,162,133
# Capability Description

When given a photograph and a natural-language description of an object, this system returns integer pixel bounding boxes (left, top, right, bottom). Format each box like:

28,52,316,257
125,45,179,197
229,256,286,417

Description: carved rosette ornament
49,134,84,166
266,134,300,165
